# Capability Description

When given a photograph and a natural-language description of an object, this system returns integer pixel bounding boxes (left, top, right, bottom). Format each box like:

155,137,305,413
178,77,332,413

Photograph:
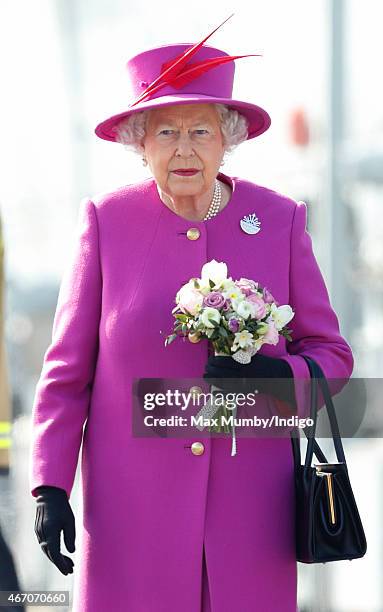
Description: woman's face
142,103,225,199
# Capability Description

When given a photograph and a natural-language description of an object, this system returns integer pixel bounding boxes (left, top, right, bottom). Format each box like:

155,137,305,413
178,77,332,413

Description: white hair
112,103,249,158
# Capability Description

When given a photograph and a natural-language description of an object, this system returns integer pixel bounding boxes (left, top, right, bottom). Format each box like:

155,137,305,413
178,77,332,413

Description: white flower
232,299,256,320
200,307,221,328
176,281,204,316
220,278,236,291
200,260,228,288
222,283,244,301
196,281,213,295
269,304,295,330
232,329,254,350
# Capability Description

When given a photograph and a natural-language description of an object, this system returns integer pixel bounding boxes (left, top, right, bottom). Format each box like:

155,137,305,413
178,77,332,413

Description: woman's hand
203,353,297,410
34,485,76,575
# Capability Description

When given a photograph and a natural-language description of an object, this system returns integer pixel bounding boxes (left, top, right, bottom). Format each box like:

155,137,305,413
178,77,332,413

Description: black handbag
290,355,367,563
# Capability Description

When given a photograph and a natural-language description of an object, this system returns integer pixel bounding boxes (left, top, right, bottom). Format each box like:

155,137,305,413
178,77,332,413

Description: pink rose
239,286,253,297
262,287,275,304
246,294,267,319
263,320,279,345
222,298,231,312
178,284,203,316
237,278,259,290
236,278,259,296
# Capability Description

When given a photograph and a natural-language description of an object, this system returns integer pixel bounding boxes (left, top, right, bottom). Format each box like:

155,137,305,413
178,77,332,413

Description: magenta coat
29,171,354,612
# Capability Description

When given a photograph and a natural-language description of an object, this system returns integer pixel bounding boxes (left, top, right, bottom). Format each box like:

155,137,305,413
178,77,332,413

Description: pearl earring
142,156,148,167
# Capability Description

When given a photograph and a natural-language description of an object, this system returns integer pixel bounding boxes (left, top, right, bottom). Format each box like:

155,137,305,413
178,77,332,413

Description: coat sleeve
279,200,354,420
29,198,102,500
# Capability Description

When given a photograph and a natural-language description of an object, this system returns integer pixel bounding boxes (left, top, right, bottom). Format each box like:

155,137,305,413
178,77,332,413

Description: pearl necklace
203,179,222,221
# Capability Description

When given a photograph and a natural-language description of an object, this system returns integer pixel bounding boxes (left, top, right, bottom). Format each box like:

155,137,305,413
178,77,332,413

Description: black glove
203,353,297,410
34,485,76,575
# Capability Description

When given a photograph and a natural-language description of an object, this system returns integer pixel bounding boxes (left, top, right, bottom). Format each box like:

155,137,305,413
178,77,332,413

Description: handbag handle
290,355,347,469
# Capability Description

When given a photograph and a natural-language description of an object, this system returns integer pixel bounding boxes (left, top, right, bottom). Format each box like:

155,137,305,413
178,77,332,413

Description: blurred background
0,0,382,610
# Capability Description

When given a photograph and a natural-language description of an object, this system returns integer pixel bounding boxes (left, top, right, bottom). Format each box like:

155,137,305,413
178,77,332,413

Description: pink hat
94,15,271,143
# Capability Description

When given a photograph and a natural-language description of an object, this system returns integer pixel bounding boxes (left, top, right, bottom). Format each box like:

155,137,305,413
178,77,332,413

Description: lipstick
171,169,200,176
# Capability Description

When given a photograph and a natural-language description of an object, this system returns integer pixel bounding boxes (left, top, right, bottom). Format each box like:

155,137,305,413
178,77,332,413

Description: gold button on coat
189,385,203,398
188,331,201,343
186,228,200,240
191,442,205,456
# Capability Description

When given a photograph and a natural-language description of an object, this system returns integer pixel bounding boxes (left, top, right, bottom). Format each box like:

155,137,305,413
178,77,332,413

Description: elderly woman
29,23,353,612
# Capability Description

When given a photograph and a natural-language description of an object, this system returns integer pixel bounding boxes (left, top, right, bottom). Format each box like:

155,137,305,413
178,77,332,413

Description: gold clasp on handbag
316,468,336,525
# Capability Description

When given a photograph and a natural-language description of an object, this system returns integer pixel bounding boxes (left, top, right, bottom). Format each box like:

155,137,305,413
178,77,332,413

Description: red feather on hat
161,54,261,90
128,14,262,107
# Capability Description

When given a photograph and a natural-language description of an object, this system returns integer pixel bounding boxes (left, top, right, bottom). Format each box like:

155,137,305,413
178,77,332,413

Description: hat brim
94,93,271,142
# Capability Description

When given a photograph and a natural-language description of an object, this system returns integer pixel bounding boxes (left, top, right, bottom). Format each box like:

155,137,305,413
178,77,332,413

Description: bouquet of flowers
165,259,294,358
164,260,295,446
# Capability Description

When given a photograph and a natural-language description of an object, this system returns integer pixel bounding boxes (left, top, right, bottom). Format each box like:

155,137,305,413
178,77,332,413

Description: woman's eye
159,129,174,135
194,129,209,135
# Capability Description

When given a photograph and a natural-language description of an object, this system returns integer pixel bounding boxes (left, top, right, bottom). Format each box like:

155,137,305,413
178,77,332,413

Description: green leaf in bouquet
218,326,229,338
280,327,293,341
164,333,178,346
215,342,230,355
175,314,189,322
207,318,220,327
193,323,204,333
208,331,218,343
246,320,259,333
209,279,216,289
